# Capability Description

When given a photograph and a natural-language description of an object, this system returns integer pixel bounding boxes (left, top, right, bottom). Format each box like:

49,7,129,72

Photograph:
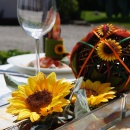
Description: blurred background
1,0,130,26
0,0,130,65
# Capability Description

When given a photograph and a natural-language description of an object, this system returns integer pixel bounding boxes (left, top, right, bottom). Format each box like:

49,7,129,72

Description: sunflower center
103,43,113,54
86,89,98,97
26,90,52,112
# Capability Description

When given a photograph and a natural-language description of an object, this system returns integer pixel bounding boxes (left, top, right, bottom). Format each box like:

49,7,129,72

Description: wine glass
17,0,56,74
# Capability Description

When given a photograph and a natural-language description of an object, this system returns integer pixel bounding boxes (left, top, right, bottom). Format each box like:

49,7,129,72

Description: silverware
0,71,30,107
0,69,30,78
0,92,10,107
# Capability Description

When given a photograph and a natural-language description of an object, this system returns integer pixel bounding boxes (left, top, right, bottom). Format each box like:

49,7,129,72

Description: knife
0,92,11,107
0,69,30,78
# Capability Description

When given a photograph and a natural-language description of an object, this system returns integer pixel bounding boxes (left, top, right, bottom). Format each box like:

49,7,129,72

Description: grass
80,11,130,29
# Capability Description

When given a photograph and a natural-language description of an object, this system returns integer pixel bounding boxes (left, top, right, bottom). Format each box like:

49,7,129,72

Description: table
0,64,28,129
0,64,130,130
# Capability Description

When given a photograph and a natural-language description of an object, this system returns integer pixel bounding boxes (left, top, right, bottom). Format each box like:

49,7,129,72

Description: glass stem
35,39,40,74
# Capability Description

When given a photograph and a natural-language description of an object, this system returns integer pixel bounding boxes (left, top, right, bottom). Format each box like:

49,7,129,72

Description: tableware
0,92,11,107
0,70,29,78
17,0,56,74
7,53,74,79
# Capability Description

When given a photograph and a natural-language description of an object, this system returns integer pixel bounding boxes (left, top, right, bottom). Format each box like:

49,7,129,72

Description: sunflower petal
17,109,31,121
47,72,56,86
30,112,40,122
28,77,37,92
79,79,116,107
37,72,46,90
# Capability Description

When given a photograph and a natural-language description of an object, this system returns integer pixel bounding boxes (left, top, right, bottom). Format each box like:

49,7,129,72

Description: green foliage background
0,50,30,65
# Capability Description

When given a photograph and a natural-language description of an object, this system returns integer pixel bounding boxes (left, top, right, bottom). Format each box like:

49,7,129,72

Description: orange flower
48,12,61,39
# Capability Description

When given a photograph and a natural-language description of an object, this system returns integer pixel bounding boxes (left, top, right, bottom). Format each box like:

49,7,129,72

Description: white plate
7,53,74,78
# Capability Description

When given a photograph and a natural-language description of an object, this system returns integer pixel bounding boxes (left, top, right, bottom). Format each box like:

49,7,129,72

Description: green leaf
4,73,25,91
71,53,78,75
74,89,90,119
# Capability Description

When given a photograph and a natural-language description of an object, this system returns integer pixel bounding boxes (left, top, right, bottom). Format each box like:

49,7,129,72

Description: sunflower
54,44,64,54
97,39,122,61
96,23,114,36
80,79,116,107
6,72,73,122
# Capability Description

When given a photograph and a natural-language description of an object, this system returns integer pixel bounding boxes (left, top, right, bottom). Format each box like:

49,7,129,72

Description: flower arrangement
5,71,116,130
4,23,130,129
70,23,130,93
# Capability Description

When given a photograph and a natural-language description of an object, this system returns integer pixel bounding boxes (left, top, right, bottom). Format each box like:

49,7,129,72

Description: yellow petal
37,72,46,90
12,91,26,99
53,80,71,96
92,81,101,90
49,99,62,107
17,109,31,121
6,105,21,115
85,79,93,89
8,97,25,103
9,101,27,109
18,85,26,94
28,77,37,92
24,85,34,96
46,83,53,92
59,98,70,107
47,72,56,86
53,105,63,112
30,112,40,122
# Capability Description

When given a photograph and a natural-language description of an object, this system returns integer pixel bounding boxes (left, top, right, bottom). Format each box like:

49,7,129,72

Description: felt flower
96,23,114,36
48,12,61,40
54,44,64,54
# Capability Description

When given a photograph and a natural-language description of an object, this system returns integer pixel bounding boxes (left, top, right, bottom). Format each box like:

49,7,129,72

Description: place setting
5,0,74,79
7,52,74,79
0,0,130,129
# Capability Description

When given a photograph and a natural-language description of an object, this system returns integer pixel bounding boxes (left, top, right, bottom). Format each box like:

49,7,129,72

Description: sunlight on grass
80,11,130,30
81,11,106,21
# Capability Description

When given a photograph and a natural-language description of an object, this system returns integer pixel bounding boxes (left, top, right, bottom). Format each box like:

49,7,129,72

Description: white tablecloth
0,63,75,97
0,64,27,97
0,64,130,130
0,64,28,129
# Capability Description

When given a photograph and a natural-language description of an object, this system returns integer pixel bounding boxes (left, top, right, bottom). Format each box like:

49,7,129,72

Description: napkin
0,74,27,107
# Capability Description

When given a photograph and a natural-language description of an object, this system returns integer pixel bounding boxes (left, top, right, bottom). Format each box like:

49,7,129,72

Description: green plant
0,49,30,65
57,0,79,23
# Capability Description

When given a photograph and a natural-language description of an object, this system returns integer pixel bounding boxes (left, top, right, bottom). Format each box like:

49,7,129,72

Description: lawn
80,11,130,29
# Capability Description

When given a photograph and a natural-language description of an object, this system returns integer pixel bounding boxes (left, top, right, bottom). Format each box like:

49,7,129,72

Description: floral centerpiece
70,23,130,93
4,23,130,129
4,71,116,130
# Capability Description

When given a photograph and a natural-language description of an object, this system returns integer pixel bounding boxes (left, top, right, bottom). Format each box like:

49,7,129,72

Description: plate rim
7,53,72,73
